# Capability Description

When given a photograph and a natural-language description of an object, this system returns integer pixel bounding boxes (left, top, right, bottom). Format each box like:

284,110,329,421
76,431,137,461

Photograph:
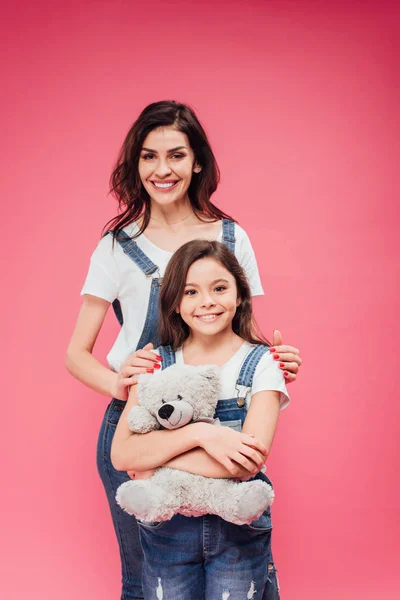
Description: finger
231,452,258,473
121,366,155,378
120,376,140,387
283,370,297,383
277,361,299,375
241,435,268,456
272,329,283,346
271,352,302,366
270,344,300,355
126,352,162,365
237,446,265,470
127,470,136,480
123,357,161,370
142,343,154,351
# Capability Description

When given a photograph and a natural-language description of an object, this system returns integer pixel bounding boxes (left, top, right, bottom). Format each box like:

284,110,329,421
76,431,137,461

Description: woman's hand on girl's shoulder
113,343,163,400
197,423,268,478
270,329,303,383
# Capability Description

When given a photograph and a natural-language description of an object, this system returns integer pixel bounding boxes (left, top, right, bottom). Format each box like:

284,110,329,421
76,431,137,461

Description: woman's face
178,258,240,339
138,126,199,208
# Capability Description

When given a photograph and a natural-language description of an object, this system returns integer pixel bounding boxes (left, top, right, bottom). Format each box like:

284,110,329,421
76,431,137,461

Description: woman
66,100,302,599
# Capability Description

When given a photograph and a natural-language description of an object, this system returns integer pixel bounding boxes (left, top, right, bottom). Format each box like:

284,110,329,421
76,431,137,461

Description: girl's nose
200,295,216,307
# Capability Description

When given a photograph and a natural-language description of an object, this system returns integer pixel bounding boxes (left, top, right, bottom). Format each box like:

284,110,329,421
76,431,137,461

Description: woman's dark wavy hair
159,240,270,350
104,100,234,238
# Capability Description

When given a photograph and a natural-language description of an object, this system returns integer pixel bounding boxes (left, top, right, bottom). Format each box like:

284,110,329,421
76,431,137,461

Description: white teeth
153,182,175,188
196,314,219,321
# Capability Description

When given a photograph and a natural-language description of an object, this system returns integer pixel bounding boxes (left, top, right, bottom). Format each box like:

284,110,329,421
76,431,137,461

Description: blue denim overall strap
108,230,162,350
235,344,270,406
158,344,176,369
221,218,236,253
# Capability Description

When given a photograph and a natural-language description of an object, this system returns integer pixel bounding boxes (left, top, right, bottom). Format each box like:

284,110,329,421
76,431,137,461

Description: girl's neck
182,330,245,367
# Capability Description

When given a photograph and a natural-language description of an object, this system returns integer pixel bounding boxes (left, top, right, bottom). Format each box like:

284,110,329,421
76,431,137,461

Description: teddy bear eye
177,394,183,401
161,399,166,404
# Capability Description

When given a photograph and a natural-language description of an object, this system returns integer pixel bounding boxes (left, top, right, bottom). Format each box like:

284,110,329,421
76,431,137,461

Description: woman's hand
270,329,303,383
127,469,155,480
113,343,162,400
198,424,268,477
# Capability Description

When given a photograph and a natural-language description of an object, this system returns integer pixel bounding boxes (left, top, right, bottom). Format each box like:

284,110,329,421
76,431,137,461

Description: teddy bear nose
158,404,174,420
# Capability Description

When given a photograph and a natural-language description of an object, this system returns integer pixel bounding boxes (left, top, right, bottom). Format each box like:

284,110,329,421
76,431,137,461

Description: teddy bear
115,363,274,526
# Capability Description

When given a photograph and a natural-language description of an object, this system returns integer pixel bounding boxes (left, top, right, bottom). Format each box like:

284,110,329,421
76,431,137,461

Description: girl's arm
111,384,268,473
164,390,280,478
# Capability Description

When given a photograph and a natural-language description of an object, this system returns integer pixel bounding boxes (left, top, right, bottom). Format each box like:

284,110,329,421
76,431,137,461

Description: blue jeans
139,507,279,600
97,399,144,599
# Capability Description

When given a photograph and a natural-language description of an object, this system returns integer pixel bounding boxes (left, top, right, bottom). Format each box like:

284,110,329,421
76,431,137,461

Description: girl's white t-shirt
81,222,264,372
173,342,290,410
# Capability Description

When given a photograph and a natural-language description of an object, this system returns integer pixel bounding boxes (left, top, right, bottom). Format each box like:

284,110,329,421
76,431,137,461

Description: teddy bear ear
196,365,220,381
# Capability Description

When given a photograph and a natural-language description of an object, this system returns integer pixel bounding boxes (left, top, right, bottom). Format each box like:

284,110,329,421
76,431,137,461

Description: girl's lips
194,313,223,322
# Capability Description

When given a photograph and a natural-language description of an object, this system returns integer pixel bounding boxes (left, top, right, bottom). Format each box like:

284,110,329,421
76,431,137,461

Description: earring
193,165,201,173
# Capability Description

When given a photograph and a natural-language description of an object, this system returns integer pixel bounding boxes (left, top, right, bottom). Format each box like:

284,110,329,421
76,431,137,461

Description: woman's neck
149,196,196,227
182,330,245,367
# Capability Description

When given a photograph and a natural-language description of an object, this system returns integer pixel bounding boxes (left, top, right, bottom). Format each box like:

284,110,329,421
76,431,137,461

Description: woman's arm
164,391,280,478
66,295,159,400
111,384,268,472
66,295,119,397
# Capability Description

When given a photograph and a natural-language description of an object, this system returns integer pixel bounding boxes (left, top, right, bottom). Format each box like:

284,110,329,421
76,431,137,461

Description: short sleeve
251,351,290,409
80,234,120,302
235,225,264,297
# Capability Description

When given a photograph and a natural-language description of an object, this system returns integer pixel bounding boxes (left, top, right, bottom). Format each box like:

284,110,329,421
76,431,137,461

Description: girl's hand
270,329,303,383
198,424,268,477
113,343,162,400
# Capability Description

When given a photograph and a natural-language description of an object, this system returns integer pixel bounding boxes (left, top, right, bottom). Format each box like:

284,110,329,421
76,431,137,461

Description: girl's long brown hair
159,240,270,350
104,101,234,239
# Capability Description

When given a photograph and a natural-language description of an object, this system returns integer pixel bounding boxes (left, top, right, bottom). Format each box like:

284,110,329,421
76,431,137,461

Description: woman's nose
155,158,172,177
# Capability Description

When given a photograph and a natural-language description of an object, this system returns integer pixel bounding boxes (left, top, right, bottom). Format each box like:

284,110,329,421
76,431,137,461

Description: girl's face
178,258,240,338
138,126,200,208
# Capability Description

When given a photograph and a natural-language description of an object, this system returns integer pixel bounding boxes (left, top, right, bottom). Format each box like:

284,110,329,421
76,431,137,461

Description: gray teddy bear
115,363,274,526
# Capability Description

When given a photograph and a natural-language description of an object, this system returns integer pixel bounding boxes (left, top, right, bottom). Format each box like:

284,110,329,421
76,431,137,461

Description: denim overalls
137,344,280,600
96,220,242,600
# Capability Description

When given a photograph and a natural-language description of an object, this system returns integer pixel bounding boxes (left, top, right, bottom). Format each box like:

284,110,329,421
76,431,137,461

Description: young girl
66,100,301,599
111,239,290,600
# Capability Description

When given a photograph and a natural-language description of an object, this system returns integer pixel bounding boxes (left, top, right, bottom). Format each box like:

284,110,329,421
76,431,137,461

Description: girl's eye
184,289,196,295
214,286,227,292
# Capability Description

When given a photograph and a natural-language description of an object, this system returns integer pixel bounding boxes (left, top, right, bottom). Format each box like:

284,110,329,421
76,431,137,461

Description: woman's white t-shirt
173,342,290,410
81,222,264,372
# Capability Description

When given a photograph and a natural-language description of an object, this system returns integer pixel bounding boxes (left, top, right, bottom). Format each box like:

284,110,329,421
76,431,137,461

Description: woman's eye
142,153,155,160
171,153,185,159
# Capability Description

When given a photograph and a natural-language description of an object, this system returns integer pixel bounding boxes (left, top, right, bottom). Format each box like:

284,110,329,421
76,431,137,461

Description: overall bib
96,220,239,600
138,344,280,600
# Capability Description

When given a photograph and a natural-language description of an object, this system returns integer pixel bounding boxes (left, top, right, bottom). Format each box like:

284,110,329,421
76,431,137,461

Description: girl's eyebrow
184,278,230,287
141,146,187,153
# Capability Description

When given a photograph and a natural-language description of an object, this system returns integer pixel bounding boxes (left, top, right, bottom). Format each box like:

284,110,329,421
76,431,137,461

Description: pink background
2,0,399,598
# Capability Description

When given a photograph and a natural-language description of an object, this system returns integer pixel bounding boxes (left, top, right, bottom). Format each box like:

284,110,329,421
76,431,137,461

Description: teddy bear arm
128,405,160,433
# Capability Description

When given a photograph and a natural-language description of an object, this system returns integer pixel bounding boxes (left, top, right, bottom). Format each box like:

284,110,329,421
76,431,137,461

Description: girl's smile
178,258,240,338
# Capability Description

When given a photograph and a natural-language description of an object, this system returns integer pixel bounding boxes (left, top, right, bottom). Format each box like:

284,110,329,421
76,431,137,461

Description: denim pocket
106,399,126,428
137,519,166,531
244,505,272,532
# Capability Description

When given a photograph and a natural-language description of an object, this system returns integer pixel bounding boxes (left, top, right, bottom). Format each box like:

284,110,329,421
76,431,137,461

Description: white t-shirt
173,342,290,410
81,222,264,372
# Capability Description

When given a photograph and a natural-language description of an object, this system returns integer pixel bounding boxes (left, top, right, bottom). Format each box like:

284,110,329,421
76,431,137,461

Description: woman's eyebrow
141,146,187,153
